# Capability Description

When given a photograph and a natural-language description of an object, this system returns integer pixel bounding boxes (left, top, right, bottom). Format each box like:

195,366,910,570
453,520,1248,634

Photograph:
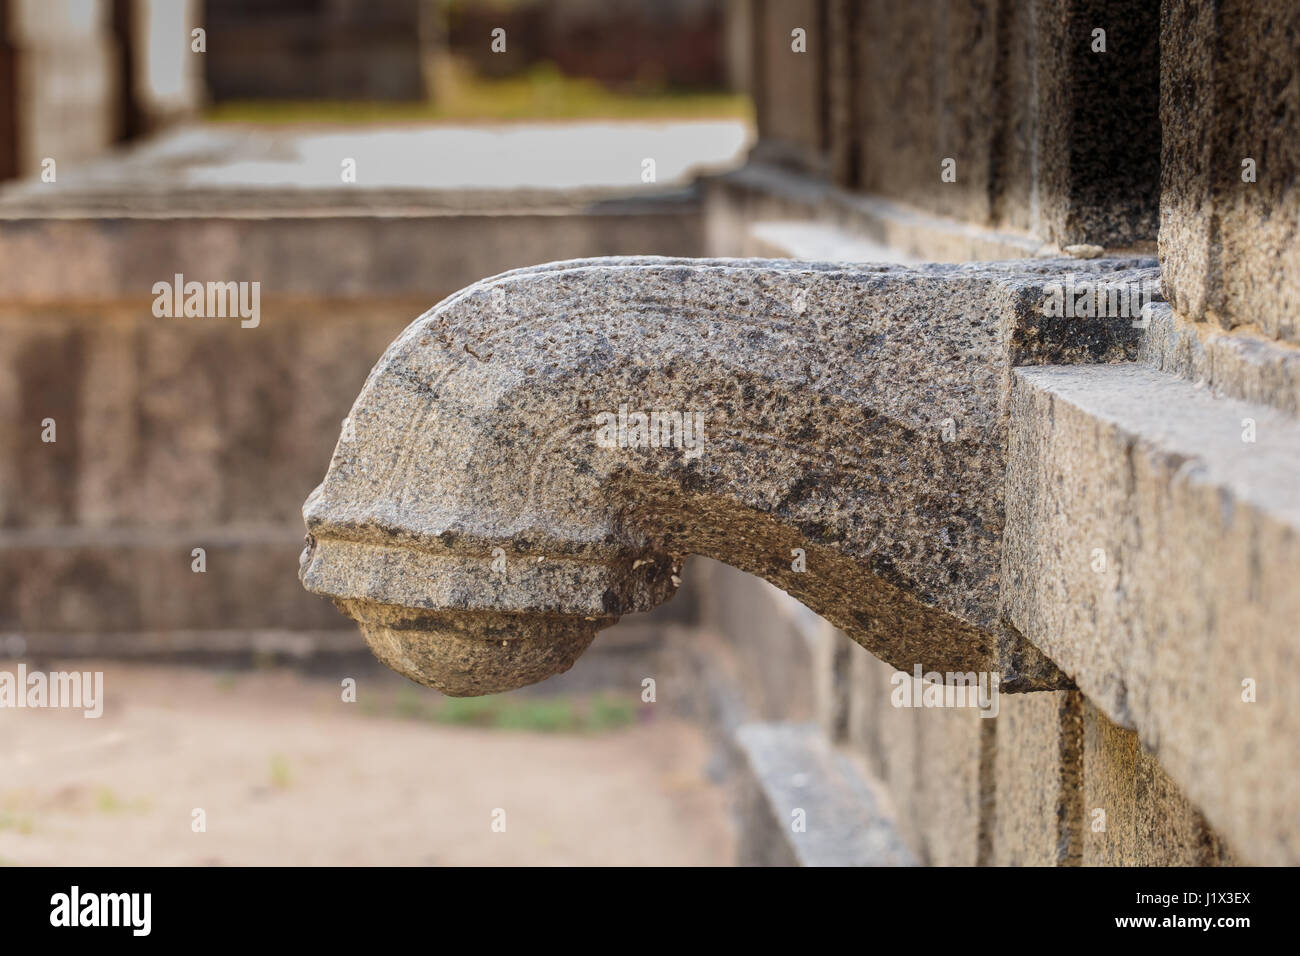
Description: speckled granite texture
301,255,1156,695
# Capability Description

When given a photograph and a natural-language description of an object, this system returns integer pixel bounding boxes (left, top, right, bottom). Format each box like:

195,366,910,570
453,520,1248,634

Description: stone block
735,721,916,866
1083,701,1237,865
1034,0,1161,246
991,690,1083,866
1005,363,1300,864
697,559,818,723
752,0,825,171
847,0,1159,245
847,650,986,865
857,0,1001,226
1160,0,1300,344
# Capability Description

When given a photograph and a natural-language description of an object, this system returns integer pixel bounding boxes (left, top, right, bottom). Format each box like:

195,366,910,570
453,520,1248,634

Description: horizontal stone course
735,722,916,866
1083,701,1237,865
1004,362,1300,864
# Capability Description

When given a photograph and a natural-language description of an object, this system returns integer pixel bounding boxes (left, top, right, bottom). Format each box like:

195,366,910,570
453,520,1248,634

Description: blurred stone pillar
1160,0,1300,344
749,0,827,174
121,0,206,135
0,0,18,180
7,0,120,177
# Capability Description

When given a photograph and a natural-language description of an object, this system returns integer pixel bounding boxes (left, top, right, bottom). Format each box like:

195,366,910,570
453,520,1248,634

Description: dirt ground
0,662,736,866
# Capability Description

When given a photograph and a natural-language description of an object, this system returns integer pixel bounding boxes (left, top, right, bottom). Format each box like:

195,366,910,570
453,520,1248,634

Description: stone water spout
300,255,1157,696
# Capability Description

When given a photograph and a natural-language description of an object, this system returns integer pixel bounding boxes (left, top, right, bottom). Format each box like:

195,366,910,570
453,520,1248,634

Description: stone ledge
1004,362,1300,864
706,163,1049,263
734,722,917,866
705,162,1159,265
0,210,704,304
2,629,359,660
1140,302,1300,418
0,121,744,216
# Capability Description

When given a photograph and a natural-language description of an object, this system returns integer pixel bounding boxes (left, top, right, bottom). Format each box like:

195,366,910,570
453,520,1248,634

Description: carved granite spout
300,255,1158,695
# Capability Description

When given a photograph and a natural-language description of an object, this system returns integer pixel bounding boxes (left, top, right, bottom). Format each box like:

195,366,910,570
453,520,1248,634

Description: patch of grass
269,754,293,790
357,678,639,734
485,696,578,732
586,694,637,732
424,692,636,733
394,684,427,720
93,788,149,814
0,812,33,835
207,61,752,126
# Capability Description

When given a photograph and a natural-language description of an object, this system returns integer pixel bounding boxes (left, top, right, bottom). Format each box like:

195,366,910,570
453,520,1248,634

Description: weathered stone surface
844,0,1159,246
750,0,825,173
1083,701,1237,866
704,163,1045,263
1033,0,1161,247
1160,0,1300,343
991,691,1083,866
1140,302,1300,416
857,0,1001,226
846,650,986,866
697,559,818,722
734,721,916,866
846,656,1241,866
301,255,1155,696
1004,363,1300,864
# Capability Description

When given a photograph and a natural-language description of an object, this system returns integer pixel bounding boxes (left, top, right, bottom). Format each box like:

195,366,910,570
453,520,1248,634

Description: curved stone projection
300,255,1157,695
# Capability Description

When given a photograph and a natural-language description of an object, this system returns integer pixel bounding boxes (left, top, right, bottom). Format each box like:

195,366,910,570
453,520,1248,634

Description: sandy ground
0,663,735,866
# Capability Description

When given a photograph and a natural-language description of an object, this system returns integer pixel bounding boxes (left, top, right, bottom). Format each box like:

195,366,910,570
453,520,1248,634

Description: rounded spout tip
338,600,608,696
